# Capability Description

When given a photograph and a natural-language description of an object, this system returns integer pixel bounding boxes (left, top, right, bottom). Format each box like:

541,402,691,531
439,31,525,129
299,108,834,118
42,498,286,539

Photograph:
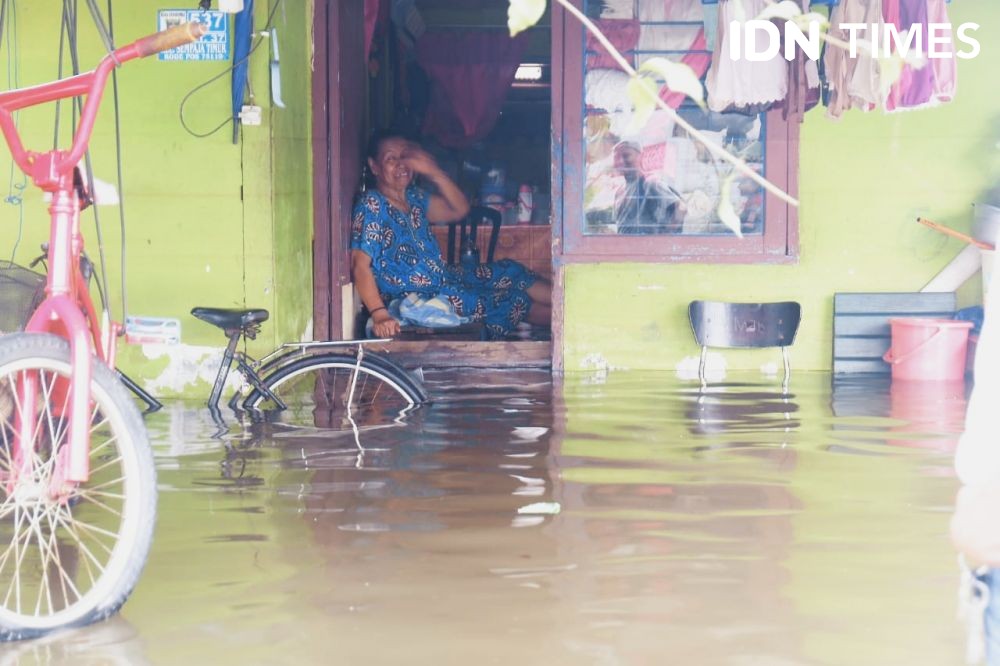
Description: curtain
416,30,529,148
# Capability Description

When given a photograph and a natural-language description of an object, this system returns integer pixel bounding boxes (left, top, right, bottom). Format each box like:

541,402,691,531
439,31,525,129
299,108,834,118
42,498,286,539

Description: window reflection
583,106,767,237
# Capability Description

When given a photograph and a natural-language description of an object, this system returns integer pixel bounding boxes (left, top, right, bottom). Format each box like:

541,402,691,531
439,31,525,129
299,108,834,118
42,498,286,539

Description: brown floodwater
1,371,972,665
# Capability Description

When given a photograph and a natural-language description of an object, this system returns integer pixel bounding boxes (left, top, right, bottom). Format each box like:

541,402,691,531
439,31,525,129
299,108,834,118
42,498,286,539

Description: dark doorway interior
361,0,554,353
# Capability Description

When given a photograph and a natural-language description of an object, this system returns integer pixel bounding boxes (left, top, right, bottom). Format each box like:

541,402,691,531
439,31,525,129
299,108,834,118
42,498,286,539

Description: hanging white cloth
705,0,788,113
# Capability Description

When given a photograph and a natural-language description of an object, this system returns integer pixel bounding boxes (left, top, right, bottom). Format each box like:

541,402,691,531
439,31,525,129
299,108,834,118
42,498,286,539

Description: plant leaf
638,57,706,110
508,0,546,37
877,53,905,97
717,173,743,239
854,38,875,58
756,0,803,21
626,75,659,132
792,12,830,31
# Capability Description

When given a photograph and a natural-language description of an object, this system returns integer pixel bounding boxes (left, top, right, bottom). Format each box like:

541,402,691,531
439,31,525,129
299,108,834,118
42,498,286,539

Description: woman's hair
362,128,414,191
366,128,404,162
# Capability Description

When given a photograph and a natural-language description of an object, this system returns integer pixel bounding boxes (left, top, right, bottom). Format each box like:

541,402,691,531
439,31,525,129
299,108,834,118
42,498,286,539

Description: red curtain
416,31,529,148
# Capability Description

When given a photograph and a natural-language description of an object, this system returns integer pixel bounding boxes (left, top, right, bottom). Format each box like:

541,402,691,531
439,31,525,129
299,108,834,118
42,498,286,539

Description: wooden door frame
312,0,365,342
313,1,565,371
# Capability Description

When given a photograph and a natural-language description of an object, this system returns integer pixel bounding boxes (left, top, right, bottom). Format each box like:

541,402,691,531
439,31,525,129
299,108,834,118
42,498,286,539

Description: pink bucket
882,318,972,381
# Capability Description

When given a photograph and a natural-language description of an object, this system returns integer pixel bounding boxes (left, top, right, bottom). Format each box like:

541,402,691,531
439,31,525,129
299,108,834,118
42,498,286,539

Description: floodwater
1,371,974,665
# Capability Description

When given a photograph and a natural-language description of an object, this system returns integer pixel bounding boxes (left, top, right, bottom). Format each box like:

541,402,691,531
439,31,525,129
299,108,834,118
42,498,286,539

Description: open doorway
356,0,554,367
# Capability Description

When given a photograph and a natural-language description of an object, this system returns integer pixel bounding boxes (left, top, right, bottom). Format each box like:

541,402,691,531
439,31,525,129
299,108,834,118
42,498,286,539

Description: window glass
582,0,767,237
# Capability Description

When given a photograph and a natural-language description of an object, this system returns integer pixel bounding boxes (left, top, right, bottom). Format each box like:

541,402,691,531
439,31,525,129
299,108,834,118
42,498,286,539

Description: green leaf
792,12,830,31
877,53,905,98
756,0,803,21
638,57,706,110
717,174,743,239
626,75,659,132
508,0,546,37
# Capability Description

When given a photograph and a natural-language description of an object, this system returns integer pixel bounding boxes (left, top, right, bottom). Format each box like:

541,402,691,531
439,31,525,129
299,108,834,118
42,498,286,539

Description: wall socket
239,105,262,126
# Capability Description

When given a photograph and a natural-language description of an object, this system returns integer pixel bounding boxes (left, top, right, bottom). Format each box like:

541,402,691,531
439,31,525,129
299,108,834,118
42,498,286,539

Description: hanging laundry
659,29,712,110
774,0,820,122
701,0,840,3
586,19,641,69
585,68,635,138
702,2,719,52
927,0,956,103
885,0,956,111
883,0,932,111
823,0,883,118
705,0,788,114
637,0,702,56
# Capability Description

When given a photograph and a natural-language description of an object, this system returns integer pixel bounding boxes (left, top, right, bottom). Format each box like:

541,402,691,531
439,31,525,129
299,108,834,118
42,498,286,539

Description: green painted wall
563,1,999,373
0,2,312,396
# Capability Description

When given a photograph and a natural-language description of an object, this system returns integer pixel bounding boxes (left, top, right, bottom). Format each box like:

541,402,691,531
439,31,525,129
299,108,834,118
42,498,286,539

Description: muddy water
2,372,971,665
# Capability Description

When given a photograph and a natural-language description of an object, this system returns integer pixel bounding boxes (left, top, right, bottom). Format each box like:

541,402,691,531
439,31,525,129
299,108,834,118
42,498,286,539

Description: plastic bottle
517,184,533,225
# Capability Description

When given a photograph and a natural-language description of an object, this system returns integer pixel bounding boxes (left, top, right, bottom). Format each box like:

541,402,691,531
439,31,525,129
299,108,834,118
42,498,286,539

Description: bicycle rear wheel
0,333,155,641
242,352,426,428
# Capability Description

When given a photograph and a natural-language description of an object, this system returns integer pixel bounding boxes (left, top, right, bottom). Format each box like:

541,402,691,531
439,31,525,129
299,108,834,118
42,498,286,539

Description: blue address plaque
157,10,230,62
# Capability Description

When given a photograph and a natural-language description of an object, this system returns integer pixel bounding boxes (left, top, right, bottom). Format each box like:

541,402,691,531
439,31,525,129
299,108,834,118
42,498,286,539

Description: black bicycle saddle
191,307,269,331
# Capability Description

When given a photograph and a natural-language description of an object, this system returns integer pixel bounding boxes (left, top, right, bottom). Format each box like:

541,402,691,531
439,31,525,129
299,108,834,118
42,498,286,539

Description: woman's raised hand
401,143,441,178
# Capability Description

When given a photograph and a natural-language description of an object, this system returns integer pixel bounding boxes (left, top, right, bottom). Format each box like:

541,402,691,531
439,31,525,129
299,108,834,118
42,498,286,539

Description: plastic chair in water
688,300,802,389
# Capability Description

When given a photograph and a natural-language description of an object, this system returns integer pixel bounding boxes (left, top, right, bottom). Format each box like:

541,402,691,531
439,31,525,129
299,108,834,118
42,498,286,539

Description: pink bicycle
0,23,206,640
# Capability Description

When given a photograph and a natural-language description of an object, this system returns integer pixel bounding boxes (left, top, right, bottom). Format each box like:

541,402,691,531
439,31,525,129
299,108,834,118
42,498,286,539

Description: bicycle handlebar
133,22,208,58
0,22,207,187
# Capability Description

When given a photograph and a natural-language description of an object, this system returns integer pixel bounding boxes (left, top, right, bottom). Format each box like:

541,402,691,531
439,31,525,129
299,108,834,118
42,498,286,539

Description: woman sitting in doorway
350,130,552,340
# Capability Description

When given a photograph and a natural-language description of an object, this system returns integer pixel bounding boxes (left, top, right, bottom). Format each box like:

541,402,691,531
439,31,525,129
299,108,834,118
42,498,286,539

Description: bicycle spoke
38,370,61,453
6,503,39,615
31,506,57,617
58,517,120,544
85,475,127,494
43,507,73,614
368,376,385,406
55,510,109,576
72,490,123,518
88,453,124,478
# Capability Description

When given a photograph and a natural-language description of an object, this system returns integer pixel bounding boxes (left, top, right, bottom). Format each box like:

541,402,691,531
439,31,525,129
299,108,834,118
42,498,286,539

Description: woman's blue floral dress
351,186,537,339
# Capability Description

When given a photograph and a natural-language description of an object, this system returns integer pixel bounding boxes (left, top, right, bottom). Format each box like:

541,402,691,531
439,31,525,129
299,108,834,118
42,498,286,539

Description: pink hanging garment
883,0,937,112
416,31,529,148
659,29,712,109
586,19,641,70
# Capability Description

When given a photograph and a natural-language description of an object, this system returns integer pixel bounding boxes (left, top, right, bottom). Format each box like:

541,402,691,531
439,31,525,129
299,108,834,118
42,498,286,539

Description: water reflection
7,372,969,664
682,382,800,435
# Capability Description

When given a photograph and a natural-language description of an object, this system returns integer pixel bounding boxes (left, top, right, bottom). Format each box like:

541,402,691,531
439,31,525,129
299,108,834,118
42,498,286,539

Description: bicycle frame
0,23,205,488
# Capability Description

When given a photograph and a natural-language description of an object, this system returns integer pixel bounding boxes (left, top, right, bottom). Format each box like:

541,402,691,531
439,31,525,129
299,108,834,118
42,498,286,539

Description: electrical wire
61,0,112,316
178,0,284,139
3,0,27,265
105,0,129,325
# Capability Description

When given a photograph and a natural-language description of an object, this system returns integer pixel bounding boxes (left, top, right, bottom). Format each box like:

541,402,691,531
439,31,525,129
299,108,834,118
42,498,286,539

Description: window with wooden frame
556,0,799,263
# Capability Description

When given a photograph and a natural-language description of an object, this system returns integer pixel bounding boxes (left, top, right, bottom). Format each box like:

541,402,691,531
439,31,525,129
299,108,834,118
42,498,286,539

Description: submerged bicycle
190,307,428,429
0,23,206,640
